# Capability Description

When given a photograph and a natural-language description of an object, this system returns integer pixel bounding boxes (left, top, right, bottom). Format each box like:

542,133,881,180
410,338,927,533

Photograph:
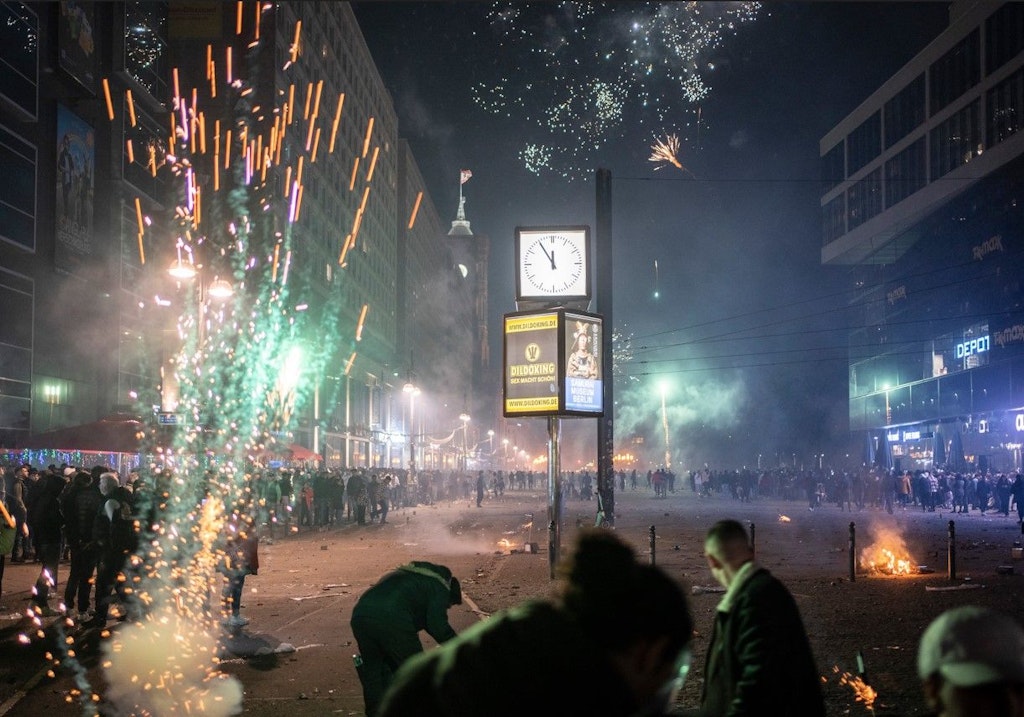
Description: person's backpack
109,489,137,554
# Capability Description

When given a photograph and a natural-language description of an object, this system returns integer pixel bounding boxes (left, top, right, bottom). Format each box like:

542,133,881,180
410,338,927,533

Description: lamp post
403,381,420,480
659,381,671,469
459,411,471,472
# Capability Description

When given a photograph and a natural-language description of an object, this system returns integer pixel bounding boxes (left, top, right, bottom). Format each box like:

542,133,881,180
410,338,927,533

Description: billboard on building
57,2,96,91
503,309,604,417
55,104,95,275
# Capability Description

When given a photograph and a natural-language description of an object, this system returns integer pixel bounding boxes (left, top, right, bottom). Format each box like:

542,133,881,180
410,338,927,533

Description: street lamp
403,381,420,478
459,411,471,472
659,381,671,469
502,438,510,468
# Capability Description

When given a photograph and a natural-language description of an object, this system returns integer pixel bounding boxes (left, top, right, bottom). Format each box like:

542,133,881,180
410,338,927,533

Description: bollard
849,522,856,582
948,520,956,582
750,522,756,561
649,525,656,566
548,521,556,580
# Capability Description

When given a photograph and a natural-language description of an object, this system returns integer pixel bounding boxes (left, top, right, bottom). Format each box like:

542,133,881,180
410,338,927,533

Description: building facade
821,1,1024,472
0,1,484,470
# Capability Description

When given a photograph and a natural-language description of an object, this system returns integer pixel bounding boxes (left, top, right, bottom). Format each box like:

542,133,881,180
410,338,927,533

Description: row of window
822,68,1024,245
851,354,1024,431
823,3,1024,195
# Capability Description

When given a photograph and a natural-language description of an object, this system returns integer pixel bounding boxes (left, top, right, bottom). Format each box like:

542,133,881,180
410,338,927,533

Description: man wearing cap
918,605,1024,716
350,561,461,716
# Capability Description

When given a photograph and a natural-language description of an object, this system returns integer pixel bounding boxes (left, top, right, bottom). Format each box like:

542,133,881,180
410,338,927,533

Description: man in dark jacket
350,561,461,716
26,466,67,616
60,471,103,619
699,519,825,716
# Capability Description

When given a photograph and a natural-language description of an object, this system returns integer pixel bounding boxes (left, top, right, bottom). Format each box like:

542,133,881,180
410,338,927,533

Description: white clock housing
515,226,591,305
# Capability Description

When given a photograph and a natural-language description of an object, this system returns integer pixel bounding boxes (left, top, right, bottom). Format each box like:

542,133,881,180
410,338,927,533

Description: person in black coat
699,519,825,716
27,467,67,616
59,470,103,619
351,561,462,716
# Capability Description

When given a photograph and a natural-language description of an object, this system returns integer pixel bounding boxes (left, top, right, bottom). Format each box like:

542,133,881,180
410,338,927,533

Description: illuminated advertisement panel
504,311,560,416
564,311,603,414
503,309,604,417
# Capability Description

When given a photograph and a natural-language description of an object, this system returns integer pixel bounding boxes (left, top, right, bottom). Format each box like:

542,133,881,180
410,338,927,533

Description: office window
0,268,32,439
847,168,882,231
885,137,927,208
0,125,36,251
822,193,845,245
846,111,881,176
986,3,1024,76
930,28,980,115
987,67,1024,146
0,2,37,119
821,142,844,195
124,2,169,101
884,74,926,149
930,99,981,180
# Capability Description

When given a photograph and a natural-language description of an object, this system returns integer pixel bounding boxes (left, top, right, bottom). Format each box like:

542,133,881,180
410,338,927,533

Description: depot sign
956,335,990,359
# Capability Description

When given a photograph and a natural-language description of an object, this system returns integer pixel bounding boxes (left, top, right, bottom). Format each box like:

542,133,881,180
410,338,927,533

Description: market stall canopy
260,442,321,462
21,413,144,453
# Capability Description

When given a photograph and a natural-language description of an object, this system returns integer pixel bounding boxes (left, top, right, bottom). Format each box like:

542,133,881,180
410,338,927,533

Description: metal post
548,416,562,580
595,168,615,526
849,522,856,582
649,525,656,566
948,520,956,581
750,522,756,561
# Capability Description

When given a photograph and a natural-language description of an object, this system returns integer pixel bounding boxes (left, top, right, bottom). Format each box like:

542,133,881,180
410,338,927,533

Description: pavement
1,489,1023,715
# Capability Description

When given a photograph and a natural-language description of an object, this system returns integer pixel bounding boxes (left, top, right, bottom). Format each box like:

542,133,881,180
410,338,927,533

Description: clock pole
595,168,615,526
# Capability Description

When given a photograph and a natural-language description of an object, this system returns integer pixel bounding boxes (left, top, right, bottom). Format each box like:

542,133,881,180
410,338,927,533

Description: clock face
516,228,590,300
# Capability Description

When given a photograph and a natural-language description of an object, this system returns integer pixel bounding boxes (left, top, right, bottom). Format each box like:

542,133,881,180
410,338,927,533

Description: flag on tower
460,169,473,185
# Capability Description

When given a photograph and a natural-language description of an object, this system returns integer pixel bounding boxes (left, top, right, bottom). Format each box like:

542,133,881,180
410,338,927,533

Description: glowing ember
833,665,878,711
497,539,515,552
778,514,791,523
860,527,915,576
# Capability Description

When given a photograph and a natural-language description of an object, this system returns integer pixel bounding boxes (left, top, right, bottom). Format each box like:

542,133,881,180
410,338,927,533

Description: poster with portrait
564,312,603,414
57,1,96,91
55,104,95,275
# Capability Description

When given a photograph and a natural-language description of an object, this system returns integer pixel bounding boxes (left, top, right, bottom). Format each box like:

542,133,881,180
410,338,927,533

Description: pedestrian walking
699,519,825,716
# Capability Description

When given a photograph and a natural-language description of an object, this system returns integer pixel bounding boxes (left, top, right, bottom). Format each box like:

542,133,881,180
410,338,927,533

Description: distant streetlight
659,381,671,469
404,381,421,478
459,411,471,471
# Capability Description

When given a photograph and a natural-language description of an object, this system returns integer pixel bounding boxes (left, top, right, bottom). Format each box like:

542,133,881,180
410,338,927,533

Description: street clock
515,226,591,303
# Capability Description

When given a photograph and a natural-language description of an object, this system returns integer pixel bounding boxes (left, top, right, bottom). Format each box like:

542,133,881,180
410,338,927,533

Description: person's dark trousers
92,553,122,622
10,510,26,561
31,538,61,609
351,615,423,717
64,544,97,614
378,498,388,524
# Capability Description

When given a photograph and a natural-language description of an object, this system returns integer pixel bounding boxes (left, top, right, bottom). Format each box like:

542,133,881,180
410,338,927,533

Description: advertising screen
503,310,604,417
564,312,603,414
504,312,560,415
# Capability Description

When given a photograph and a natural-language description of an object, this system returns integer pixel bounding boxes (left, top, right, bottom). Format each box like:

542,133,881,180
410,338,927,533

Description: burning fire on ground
860,526,915,576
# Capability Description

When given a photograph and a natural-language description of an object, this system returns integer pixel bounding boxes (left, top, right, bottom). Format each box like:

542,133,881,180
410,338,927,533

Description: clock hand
539,243,555,268
549,250,557,270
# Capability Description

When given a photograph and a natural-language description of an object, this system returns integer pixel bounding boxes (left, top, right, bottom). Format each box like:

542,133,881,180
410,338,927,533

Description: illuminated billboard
503,309,604,417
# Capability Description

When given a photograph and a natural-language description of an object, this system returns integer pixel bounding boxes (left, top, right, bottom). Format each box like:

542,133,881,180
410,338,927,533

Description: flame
497,539,514,552
778,514,791,523
860,526,915,576
833,666,878,711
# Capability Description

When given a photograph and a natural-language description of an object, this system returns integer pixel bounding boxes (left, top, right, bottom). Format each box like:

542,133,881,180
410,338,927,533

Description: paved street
1,487,1023,715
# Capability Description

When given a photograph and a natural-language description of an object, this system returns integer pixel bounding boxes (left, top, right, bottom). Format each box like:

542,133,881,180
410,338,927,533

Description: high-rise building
0,2,480,471
821,1,1024,471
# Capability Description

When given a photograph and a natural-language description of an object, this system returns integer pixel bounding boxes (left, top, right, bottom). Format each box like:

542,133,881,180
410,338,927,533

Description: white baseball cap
918,606,1024,687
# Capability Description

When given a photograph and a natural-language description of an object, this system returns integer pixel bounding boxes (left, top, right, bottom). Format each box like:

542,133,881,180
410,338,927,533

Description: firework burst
648,133,693,175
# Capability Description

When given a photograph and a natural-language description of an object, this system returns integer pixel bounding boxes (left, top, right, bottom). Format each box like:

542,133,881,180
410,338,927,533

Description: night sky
352,2,952,470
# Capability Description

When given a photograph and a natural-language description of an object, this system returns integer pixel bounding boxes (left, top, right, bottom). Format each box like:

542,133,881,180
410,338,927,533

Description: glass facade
123,2,168,101
0,2,37,120
884,137,926,208
846,167,882,230
0,124,35,250
0,268,32,444
930,28,980,115
986,2,1024,76
846,111,881,175
884,74,925,149
929,98,981,180
987,67,1024,146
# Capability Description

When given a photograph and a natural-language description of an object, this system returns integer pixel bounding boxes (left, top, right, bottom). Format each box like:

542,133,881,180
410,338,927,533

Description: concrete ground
1,487,1022,715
